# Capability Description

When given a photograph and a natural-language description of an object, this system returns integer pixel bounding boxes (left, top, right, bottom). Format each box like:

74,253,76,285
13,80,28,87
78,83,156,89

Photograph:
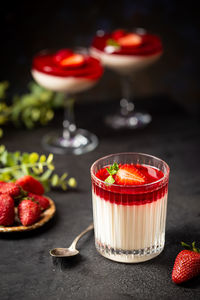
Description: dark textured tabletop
1,1,200,299
0,97,200,300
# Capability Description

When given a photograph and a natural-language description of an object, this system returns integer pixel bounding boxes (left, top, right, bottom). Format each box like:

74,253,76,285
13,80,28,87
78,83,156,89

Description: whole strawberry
18,199,41,226
28,193,50,211
16,175,44,195
0,194,15,226
172,242,200,284
0,182,22,198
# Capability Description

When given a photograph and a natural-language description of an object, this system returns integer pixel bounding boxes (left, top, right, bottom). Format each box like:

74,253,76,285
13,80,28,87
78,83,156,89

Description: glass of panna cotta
90,29,163,130
31,48,103,154
91,153,169,263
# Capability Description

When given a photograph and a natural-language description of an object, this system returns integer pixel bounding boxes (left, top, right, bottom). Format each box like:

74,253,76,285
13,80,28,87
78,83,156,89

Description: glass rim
90,152,170,189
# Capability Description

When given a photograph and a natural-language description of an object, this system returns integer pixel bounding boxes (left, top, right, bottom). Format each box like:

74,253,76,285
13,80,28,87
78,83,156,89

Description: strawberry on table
172,242,200,284
0,194,15,226
18,199,41,226
28,193,50,211
16,175,44,195
115,164,146,185
0,182,22,198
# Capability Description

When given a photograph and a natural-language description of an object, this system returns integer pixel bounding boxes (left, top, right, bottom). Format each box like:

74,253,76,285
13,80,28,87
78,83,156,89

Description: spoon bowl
50,248,79,257
50,223,94,258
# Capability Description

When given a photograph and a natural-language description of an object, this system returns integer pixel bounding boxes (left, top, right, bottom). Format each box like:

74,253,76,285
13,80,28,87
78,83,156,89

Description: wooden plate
0,197,56,232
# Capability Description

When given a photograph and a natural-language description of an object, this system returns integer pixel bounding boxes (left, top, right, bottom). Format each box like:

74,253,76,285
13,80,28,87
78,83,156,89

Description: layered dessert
32,49,103,92
91,153,169,263
90,29,163,74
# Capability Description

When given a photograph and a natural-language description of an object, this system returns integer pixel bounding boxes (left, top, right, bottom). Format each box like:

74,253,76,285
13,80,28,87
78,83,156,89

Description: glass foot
42,129,98,155
105,111,152,130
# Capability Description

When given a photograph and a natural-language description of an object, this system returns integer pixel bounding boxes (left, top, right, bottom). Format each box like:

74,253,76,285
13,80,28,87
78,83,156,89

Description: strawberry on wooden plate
18,199,41,226
28,193,50,211
0,182,22,198
0,194,15,226
16,175,44,195
115,164,145,185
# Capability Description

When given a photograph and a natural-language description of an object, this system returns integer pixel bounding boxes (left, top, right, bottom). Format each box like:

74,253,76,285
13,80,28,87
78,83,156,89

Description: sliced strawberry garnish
59,54,85,68
115,164,146,185
117,33,142,47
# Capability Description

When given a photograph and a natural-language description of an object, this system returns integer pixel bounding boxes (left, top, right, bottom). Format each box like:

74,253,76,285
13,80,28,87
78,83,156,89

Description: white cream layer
92,192,168,251
32,69,97,93
90,47,161,74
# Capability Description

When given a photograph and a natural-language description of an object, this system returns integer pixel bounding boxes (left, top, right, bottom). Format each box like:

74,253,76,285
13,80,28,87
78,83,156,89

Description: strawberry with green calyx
104,162,119,184
18,198,41,226
172,242,200,284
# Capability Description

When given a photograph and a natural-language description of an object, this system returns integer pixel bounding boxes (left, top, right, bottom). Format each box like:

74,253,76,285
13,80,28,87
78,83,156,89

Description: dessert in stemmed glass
31,48,103,154
90,29,163,129
91,152,169,263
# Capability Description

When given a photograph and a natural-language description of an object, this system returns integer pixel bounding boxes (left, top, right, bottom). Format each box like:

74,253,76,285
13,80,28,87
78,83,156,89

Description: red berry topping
53,49,73,64
0,194,15,226
18,199,41,226
172,248,200,284
0,182,22,198
28,193,50,211
115,164,146,185
16,175,44,195
112,29,126,40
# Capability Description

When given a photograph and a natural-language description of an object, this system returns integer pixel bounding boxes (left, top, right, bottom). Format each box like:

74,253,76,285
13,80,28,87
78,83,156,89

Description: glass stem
62,94,77,140
120,74,134,116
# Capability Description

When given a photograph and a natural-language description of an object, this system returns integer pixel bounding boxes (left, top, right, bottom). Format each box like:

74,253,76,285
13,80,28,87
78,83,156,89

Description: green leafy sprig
105,162,119,184
0,81,65,134
0,145,77,191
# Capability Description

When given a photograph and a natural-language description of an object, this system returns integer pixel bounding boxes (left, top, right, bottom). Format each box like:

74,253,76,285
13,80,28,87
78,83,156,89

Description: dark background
1,0,200,114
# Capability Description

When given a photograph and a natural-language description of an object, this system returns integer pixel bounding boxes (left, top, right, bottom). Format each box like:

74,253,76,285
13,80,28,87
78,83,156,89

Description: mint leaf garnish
105,175,115,184
106,39,120,47
106,162,119,176
104,162,119,184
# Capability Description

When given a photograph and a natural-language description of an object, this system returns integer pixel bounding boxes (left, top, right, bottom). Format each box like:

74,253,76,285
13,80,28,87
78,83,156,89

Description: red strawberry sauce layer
92,30,163,57
92,164,168,206
32,49,103,79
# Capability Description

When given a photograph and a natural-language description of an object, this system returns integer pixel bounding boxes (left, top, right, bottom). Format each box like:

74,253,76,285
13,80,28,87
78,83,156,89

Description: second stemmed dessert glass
90,29,163,129
31,48,103,154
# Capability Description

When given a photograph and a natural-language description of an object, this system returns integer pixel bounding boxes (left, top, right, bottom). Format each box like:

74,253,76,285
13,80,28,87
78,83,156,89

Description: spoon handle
69,223,94,250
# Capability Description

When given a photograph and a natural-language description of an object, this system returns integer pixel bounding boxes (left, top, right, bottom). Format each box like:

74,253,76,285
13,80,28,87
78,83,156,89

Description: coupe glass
91,152,170,263
91,29,162,130
31,48,103,155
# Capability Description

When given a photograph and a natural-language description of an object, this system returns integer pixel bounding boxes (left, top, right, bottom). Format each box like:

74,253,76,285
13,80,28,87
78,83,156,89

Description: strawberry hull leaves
0,145,77,192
